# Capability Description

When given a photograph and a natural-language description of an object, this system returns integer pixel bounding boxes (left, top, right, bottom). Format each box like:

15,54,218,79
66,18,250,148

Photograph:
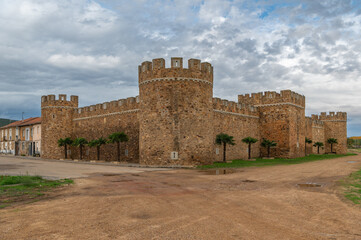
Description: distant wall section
71,97,140,162
212,98,260,161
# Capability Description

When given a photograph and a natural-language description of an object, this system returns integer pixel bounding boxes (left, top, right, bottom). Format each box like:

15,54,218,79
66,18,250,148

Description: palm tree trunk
331,144,333,153
65,145,67,159
267,146,270,158
117,142,120,162
317,146,320,154
97,146,100,160
223,142,226,162
248,143,251,159
80,145,83,160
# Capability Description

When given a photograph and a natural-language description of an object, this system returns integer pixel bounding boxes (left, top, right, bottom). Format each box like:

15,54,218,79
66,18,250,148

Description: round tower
41,94,78,159
139,57,214,166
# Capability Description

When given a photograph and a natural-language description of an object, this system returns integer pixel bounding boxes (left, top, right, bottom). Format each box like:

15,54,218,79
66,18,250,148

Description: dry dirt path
1,154,361,239
0,155,168,179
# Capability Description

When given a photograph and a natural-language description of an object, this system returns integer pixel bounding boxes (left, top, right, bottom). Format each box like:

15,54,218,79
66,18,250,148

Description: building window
25,128,30,141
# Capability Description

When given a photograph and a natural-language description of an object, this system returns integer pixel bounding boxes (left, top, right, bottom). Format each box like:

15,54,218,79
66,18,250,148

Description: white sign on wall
171,151,179,160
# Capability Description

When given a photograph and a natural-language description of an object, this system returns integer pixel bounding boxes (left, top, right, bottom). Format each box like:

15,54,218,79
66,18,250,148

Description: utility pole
22,112,24,121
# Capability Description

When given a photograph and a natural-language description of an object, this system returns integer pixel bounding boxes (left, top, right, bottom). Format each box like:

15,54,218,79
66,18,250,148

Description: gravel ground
1,154,361,239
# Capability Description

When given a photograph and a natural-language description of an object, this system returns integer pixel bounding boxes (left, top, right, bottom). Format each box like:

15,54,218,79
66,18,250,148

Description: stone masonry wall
40,57,348,166
71,97,140,162
305,117,313,154
41,95,78,159
313,112,347,154
239,90,306,158
139,58,214,166
212,98,260,160
311,118,325,154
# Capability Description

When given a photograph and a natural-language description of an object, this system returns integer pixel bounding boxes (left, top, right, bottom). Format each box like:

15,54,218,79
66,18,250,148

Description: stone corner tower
319,112,347,154
41,94,78,159
239,90,306,158
138,57,214,166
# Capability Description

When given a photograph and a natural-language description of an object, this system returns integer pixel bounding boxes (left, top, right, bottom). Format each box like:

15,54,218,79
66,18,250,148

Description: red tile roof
0,117,41,129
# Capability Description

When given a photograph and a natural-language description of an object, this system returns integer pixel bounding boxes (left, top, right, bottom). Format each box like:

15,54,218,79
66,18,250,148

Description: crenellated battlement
213,98,259,118
312,112,347,122
138,57,213,85
73,96,140,120
238,90,305,108
41,94,78,108
306,116,324,128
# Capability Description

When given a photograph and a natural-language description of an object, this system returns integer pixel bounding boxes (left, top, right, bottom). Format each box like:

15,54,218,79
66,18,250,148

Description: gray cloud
0,0,360,136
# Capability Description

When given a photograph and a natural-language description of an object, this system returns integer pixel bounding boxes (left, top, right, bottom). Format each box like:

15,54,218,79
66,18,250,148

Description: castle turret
138,58,214,166
318,112,347,154
239,90,306,158
41,94,78,159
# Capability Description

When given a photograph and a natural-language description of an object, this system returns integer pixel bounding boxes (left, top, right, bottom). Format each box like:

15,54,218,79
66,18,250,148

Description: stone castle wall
139,58,214,166
41,95,78,159
313,112,347,154
41,57,348,165
310,118,325,154
305,117,313,154
212,98,260,160
71,97,140,162
239,90,306,158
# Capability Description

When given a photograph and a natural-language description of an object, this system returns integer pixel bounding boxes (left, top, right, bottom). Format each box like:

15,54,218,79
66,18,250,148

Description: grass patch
342,169,361,204
0,175,73,209
198,153,356,169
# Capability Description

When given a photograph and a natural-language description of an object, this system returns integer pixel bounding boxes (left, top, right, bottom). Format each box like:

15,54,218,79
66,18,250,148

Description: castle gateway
41,58,347,166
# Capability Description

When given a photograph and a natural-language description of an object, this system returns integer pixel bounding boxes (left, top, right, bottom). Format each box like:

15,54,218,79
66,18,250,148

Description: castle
41,57,347,166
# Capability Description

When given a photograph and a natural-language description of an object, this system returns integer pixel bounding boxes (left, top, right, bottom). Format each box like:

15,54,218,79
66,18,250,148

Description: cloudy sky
0,0,360,136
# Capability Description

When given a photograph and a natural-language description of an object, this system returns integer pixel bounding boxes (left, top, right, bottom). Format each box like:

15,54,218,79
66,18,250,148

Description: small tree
108,132,129,162
347,138,355,148
313,142,324,154
73,137,88,160
242,137,258,159
305,137,312,155
261,138,277,158
57,137,73,159
215,133,235,162
327,138,338,153
88,137,107,161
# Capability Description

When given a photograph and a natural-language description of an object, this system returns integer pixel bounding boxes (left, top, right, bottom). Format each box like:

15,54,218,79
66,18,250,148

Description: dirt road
0,156,167,179
1,155,361,239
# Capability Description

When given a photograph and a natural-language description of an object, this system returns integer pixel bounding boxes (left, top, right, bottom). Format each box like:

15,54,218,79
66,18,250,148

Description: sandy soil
1,154,361,240
0,156,167,179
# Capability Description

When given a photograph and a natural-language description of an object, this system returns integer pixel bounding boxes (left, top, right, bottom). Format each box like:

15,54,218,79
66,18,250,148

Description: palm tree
242,137,258,159
327,138,338,153
108,132,129,162
57,137,73,159
313,142,324,154
73,137,88,160
305,137,312,155
88,137,107,161
261,138,277,158
215,133,235,162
